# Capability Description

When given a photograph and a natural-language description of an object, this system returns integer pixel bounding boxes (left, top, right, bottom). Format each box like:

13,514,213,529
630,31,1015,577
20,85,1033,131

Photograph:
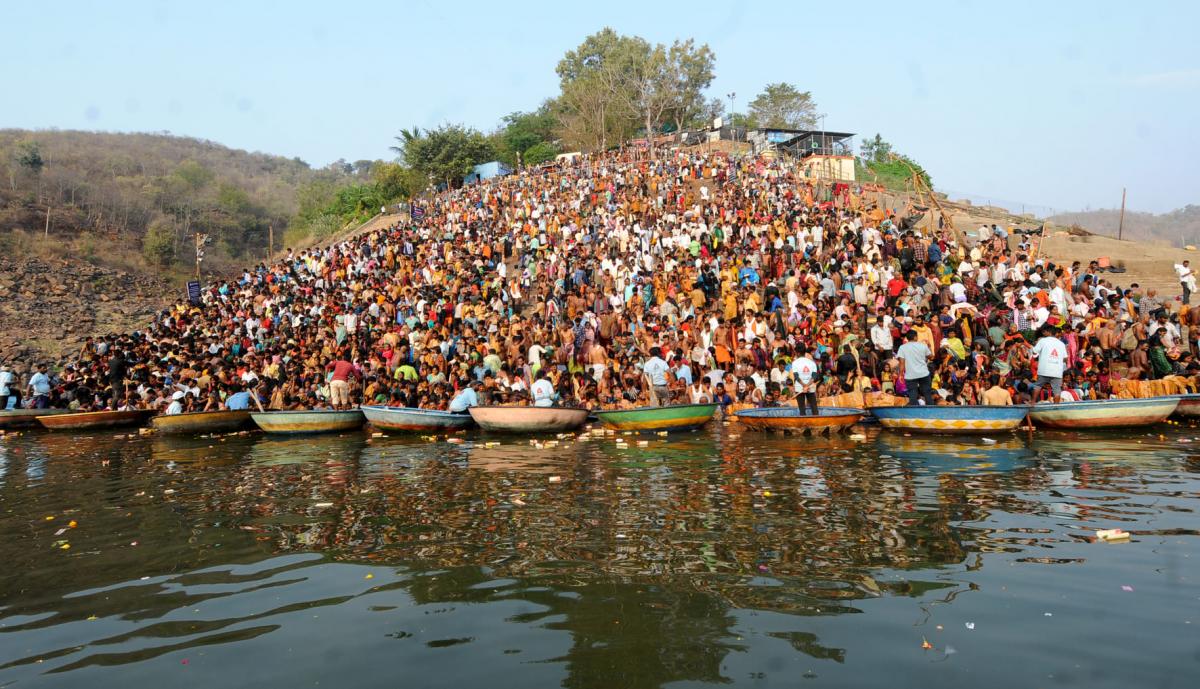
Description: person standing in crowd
325,353,360,410
0,364,16,410
642,346,671,406
790,343,819,415
1030,325,1068,402
27,364,52,409
896,331,934,406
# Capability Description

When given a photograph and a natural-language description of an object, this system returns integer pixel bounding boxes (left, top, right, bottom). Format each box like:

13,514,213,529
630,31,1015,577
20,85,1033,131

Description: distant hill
0,129,357,274
1049,205,1200,247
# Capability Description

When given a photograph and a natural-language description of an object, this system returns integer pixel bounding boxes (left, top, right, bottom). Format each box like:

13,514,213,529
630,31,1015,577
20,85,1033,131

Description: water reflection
0,427,1198,687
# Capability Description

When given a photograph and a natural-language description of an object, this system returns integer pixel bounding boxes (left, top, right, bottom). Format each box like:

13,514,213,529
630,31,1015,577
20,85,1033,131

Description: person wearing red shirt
886,275,908,304
325,356,360,410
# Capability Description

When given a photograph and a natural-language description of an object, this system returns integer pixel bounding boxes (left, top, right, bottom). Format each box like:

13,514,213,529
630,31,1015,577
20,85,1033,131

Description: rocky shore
0,257,170,365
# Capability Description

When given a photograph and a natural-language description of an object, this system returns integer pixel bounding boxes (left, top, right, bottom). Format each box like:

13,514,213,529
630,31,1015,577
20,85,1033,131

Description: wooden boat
0,408,72,430
150,409,252,435
250,409,365,435
593,403,718,432
870,404,1031,434
37,409,156,431
1172,393,1200,418
1027,397,1178,430
468,405,590,433
734,406,866,434
361,405,475,433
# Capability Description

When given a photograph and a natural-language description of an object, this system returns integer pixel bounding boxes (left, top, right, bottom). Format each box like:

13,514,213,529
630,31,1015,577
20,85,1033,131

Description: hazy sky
4,0,1196,213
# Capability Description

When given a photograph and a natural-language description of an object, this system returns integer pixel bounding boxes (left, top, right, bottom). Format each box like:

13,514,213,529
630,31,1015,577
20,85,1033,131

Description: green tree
747,83,818,129
15,141,44,175
665,39,716,132
216,183,251,215
522,142,560,165
730,112,758,129
371,161,425,200
555,28,643,151
391,124,495,188
173,159,214,191
14,140,44,200
859,133,893,164
142,216,177,268
496,106,559,165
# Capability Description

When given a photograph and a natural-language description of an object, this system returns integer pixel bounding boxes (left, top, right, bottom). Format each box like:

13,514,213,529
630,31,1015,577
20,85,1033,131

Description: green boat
593,403,718,432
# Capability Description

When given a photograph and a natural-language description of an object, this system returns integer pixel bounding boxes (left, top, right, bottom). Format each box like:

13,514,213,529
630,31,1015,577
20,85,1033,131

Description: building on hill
463,161,512,185
746,128,856,181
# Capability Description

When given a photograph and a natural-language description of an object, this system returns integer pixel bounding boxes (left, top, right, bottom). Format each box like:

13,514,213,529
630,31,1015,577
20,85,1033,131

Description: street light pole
727,91,736,142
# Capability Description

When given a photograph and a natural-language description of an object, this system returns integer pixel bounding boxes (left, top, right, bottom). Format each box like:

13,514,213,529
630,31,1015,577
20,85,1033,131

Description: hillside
1049,205,1200,247
0,129,360,274
0,130,377,365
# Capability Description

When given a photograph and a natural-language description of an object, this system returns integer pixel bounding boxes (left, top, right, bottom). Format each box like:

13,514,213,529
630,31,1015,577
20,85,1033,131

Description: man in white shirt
449,380,480,413
870,319,894,353
789,343,819,415
0,364,16,410
1176,260,1195,305
642,347,671,405
27,364,52,409
530,375,556,407
165,390,186,415
1029,326,1067,402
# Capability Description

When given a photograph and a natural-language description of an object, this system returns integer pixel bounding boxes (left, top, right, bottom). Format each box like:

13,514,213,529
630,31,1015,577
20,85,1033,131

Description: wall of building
801,155,855,182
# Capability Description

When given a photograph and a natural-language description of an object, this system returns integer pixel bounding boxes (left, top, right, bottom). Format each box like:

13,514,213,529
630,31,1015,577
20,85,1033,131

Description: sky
3,0,1197,213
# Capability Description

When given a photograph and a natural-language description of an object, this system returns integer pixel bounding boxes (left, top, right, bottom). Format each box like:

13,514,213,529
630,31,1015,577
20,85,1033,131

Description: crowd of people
2,148,1198,417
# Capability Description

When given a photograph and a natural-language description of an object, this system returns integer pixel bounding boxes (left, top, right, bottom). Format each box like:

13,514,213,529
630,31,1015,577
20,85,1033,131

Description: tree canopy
391,124,495,188
554,28,716,152
746,83,818,130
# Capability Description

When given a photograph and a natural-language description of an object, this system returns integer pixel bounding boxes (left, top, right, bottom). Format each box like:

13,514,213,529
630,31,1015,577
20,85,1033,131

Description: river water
1,423,1198,688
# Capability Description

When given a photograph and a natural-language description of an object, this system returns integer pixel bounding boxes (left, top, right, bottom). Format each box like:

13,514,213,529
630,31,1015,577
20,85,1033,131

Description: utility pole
268,223,274,260
1118,188,1126,241
193,232,209,282
727,91,736,142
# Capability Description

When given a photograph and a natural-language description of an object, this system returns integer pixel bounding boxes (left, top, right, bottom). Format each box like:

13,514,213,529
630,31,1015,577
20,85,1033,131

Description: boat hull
734,406,866,434
250,410,365,434
1173,394,1200,418
468,406,590,433
593,403,718,432
871,405,1031,434
37,409,155,431
1028,397,1178,429
151,410,252,435
361,405,476,432
0,408,72,429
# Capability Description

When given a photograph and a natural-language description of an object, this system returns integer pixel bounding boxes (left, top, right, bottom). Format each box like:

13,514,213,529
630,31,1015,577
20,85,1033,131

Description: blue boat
361,405,476,433
870,405,1031,434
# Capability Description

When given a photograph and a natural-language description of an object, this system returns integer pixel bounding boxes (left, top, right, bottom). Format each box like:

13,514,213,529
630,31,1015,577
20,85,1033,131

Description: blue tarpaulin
463,161,512,185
